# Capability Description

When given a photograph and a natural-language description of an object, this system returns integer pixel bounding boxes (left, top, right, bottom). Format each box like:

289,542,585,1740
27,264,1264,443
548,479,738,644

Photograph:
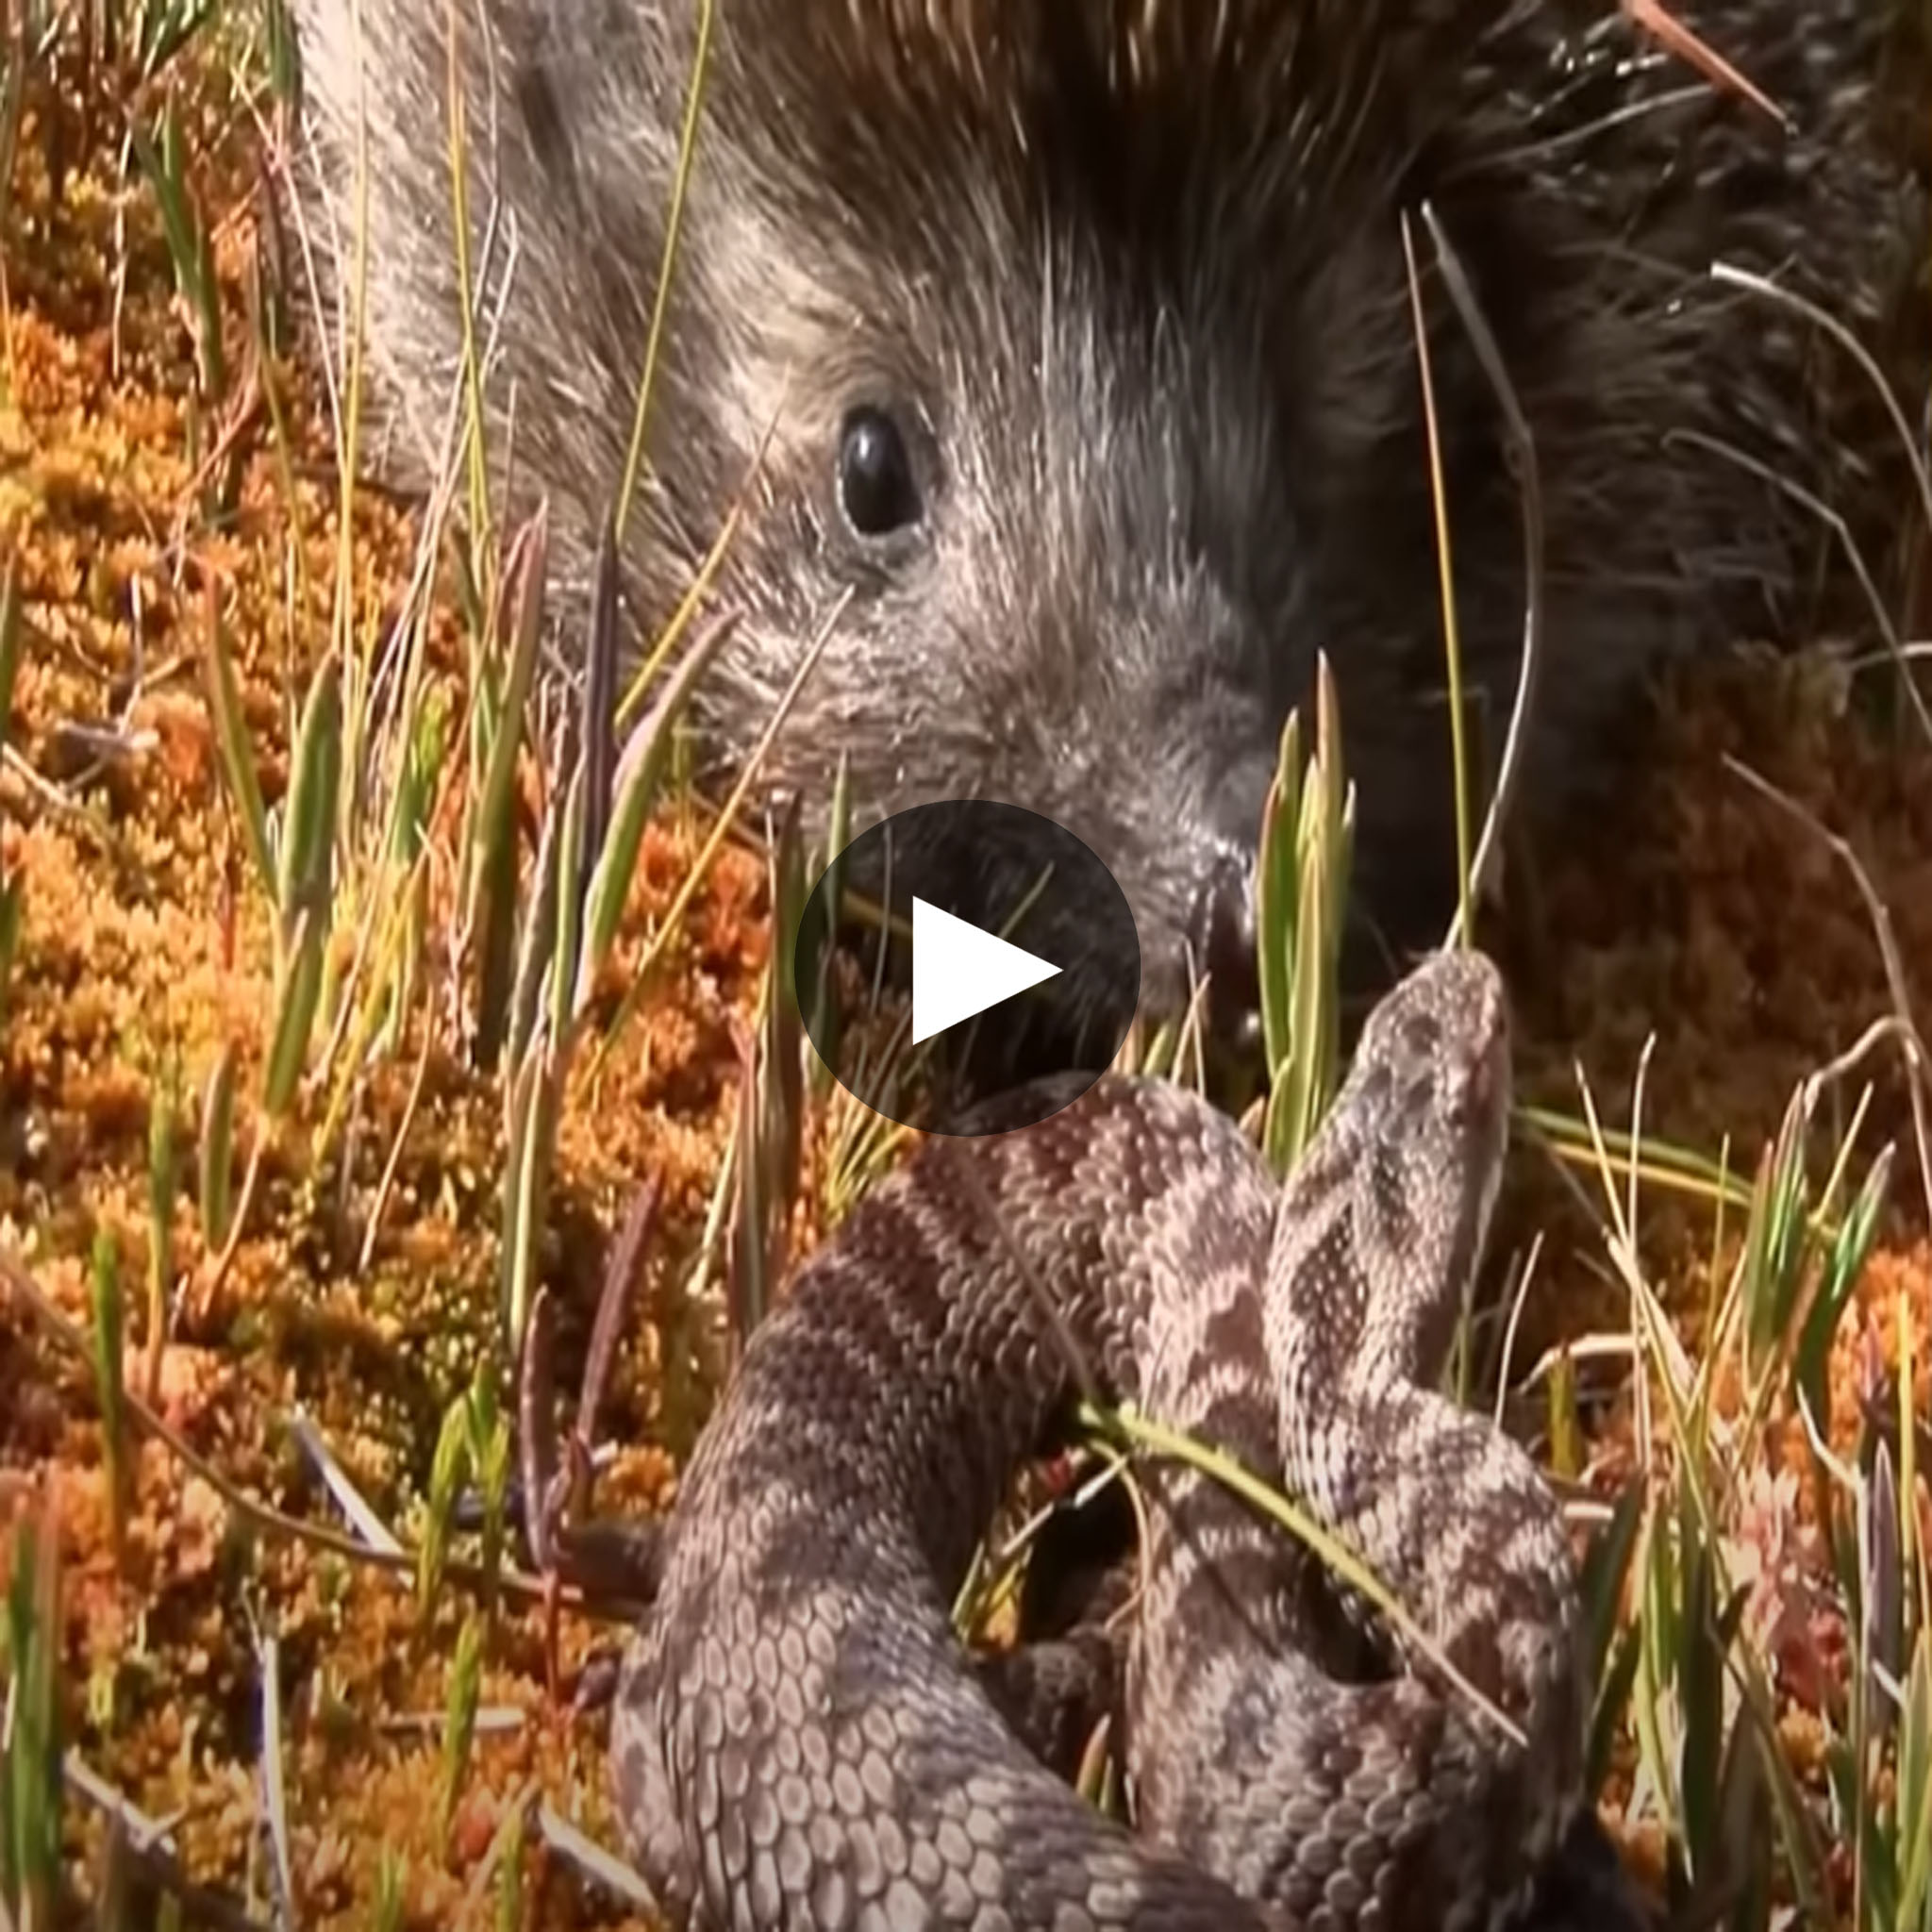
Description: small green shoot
467,511,547,1073
131,97,225,401
373,1847,405,1932
196,1042,237,1252
575,608,740,1016
726,800,807,1348
492,1797,525,1929
142,1068,178,1404
262,658,342,1118
0,875,20,1029
2,1502,64,1932
1255,654,1353,1175
0,550,22,751
418,1393,472,1621
437,1611,485,1859
201,585,275,903
465,1367,511,1625
89,1227,129,1572
805,752,853,1101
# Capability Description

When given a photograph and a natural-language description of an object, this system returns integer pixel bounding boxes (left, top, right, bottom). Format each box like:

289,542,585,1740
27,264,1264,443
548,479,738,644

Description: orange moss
0,40,749,1931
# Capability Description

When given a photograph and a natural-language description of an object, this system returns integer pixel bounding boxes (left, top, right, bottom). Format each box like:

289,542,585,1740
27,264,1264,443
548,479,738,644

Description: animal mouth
1183,849,1265,1068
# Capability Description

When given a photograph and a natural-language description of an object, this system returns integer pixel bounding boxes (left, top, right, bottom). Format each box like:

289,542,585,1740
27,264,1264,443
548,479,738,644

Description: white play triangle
909,896,1062,1044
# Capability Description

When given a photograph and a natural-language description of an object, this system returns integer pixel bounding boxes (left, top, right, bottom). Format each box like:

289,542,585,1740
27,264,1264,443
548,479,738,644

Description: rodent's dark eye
837,405,924,539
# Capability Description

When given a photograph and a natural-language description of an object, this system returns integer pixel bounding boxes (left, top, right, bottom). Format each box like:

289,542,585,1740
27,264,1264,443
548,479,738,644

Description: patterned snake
609,951,1639,1929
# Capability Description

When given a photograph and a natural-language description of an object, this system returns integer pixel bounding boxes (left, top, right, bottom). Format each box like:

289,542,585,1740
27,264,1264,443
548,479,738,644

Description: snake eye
838,405,924,539
1400,1011,1441,1058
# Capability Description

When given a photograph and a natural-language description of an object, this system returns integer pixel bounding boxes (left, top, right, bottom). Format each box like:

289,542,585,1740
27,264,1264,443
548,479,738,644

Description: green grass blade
547,761,587,1053
576,609,739,1014
1798,1141,1892,1434
89,1227,128,1570
1254,707,1303,1079
143,1069,178,1398
805,751,853,1101
437,1611,484,1858
504,749,567,1077
197,1041,237,1250
470,513,549,922
0,874,21,1029
202,587,275,902
263,907,326,1119
276,657,343,930
469,515,549,1067
499,1050,560,1357
0,550,21,753
2,1507,62,1929
1897,1633,1932,1927
418,1391,473,1620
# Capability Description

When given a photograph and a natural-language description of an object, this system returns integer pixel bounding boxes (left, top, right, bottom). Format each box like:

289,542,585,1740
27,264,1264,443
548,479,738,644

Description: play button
910,898,1062,1043
791,800,1141,1136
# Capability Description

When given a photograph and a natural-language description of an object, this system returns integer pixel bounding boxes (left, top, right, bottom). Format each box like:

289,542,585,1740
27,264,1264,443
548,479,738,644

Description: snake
608,949,1638,1930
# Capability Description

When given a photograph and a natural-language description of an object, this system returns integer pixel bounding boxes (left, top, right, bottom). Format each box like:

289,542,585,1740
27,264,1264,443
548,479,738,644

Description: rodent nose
1188,844,1262,1062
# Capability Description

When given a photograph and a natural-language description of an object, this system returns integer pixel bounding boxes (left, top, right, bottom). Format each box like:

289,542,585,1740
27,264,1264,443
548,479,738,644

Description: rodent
287,0,1926,1039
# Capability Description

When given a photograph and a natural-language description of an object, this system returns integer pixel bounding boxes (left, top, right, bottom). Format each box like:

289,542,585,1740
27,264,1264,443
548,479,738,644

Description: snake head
1347,945,1511,1147
1335,946,1513,1362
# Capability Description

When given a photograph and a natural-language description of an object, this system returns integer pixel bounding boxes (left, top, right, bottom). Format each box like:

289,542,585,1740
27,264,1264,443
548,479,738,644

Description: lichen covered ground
3,25,1931,1932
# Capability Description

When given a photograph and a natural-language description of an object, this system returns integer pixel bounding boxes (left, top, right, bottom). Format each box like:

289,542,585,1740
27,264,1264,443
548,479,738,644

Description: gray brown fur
289,0,1924,1008
608,952,1606,1929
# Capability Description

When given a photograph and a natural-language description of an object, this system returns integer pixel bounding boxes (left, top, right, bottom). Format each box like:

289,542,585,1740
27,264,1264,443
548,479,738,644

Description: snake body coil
611,954,1624,1929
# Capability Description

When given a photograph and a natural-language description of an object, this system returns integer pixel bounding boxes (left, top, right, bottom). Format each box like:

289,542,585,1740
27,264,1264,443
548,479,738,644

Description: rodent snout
1187,844,1262,1062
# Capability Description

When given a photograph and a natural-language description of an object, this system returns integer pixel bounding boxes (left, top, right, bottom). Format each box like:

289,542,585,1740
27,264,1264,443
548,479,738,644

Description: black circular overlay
791,801,1142,1137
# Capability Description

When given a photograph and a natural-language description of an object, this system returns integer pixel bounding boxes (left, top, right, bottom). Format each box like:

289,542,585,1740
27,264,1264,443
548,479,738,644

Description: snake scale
609,950,1639,1930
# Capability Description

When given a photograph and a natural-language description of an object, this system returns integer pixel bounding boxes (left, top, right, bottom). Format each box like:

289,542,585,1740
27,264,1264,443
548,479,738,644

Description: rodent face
308,0,1924,1045
654,3,1443,1033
